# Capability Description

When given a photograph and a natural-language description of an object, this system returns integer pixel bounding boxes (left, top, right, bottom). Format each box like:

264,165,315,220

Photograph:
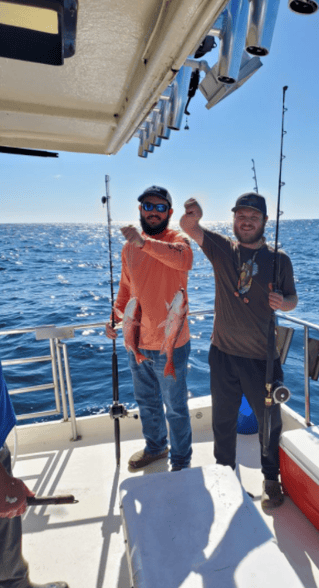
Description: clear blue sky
1,4,318,224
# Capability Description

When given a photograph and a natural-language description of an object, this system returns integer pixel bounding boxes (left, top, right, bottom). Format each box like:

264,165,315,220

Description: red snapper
117,298,149,365
160,289,188,379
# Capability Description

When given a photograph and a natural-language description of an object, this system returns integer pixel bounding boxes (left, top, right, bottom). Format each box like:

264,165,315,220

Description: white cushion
119,464,303,588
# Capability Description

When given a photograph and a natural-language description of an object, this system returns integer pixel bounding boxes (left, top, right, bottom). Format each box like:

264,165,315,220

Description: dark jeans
0,443,30,588
209,345,283,481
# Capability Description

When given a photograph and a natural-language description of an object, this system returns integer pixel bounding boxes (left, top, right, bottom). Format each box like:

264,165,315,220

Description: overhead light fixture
0,0,78,66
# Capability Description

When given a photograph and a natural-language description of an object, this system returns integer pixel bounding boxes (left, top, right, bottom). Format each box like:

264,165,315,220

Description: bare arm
179,199,204,247
268,285,298,312
280,294,298,312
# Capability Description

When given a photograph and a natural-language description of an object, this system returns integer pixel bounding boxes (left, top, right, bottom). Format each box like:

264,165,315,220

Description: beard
140,212,170,235
234,220,266,245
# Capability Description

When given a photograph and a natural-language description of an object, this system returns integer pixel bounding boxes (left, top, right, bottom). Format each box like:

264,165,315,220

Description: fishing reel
109,403,128,419
271,381,291,404
109,404,139,420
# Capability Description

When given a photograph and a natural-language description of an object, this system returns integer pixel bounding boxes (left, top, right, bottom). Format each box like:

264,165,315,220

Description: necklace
234,238,265,303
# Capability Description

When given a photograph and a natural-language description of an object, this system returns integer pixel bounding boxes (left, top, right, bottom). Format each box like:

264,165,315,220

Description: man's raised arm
179,198,204,247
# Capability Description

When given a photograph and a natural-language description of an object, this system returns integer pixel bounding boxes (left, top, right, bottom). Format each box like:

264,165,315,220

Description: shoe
28,583,69,588
171,464,190,472
128,447,169,469
261,480,284,509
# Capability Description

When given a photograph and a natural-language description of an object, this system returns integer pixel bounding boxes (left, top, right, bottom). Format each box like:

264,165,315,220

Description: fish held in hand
160,289,188,379
119,298,150,365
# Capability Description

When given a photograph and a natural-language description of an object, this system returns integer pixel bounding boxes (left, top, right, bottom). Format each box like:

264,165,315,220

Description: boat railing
0,324,84,440
1,311,319,434
276,312,319,426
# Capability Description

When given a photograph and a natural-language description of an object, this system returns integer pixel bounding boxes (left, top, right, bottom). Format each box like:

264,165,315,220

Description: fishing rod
251,159,259,193
262,86,291,457
102,175,127,467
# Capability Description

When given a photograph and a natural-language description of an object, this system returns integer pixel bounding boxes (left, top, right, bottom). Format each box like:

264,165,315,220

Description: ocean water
1,220,319,426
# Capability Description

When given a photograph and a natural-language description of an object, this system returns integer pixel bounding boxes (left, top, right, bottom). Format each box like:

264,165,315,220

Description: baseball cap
138,186,172,207
232,193,267,216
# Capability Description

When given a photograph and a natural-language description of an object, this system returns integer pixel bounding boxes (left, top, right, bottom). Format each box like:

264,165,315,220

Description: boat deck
7,399,319,588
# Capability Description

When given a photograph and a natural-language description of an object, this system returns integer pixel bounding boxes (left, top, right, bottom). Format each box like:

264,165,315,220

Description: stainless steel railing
276,312,319,426
0,311,318,431
1,324,81,440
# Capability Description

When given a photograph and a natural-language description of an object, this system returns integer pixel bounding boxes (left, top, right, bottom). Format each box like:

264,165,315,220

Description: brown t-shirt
201,230,297,360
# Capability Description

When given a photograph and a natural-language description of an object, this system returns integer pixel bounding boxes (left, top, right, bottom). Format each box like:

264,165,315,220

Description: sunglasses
142,201,169,213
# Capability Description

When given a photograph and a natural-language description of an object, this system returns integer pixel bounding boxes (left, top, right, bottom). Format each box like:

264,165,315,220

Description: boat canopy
0,0,317,157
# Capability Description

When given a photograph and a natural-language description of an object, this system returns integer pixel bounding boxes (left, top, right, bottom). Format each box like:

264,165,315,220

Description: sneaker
171,464,190,472
128,448,169,469
261,480,284,509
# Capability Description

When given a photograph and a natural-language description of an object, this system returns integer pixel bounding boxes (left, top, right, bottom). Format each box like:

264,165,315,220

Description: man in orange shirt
106,186,193,471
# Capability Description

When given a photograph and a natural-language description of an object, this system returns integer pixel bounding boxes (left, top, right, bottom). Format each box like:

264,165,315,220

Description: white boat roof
7,398,319,588
0,0,229,155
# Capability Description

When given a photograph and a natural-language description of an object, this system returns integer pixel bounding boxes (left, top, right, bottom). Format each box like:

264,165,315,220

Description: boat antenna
263,86,290,457
102,175,127,467
251,159,259,193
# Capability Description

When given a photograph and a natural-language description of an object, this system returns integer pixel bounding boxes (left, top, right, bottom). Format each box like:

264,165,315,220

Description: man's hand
0,464,34,518
105,322,118,339
121,226,144,248
268,284,284,311
180,198,203,230
180,199,204,246
268,284,298,312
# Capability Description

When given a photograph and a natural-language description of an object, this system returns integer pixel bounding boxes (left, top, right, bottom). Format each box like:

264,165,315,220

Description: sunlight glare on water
1,219,319,424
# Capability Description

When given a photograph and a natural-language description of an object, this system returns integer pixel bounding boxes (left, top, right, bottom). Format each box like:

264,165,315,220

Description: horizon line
1,217,319,225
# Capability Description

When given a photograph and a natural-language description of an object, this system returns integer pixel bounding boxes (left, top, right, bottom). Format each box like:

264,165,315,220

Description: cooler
280,425,319,531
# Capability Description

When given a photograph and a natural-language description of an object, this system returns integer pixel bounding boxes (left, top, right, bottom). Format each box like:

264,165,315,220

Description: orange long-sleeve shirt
113,228,193,350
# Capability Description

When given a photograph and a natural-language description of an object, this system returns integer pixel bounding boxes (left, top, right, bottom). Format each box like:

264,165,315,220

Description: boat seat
119,464,304,588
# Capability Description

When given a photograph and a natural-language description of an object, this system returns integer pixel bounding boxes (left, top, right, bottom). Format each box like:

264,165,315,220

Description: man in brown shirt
180,193,298,508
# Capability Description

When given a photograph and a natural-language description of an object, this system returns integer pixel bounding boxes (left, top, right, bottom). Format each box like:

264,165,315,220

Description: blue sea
1,220,319,426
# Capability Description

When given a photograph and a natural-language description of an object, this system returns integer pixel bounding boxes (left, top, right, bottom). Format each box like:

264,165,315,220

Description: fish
160,288,188,379
116,297,150,365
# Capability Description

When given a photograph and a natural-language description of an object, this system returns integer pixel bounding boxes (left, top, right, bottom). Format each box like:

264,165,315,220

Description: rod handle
27,494,78,505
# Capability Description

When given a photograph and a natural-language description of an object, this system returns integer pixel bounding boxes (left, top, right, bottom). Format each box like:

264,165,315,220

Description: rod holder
246,0,280,57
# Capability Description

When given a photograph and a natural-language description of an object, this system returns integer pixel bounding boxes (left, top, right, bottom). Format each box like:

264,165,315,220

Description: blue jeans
128,341,192,468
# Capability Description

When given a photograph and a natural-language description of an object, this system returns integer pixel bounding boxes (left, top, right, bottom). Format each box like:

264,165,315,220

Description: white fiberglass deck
7,398,319,588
